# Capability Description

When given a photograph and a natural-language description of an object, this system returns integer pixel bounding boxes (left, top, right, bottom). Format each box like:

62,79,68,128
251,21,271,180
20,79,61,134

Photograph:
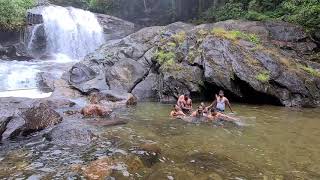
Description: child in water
170,104,186,118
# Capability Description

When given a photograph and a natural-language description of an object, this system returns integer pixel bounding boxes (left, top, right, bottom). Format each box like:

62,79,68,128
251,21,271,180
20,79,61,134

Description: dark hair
184,94,189,100
211,108,217,113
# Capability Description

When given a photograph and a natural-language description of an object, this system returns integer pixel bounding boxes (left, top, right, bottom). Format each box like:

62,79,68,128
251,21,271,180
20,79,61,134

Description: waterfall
41,6,104,59
0,5,104,98
27,24,41,54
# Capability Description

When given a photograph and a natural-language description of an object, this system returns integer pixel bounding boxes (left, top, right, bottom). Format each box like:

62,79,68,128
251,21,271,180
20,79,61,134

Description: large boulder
65,20,320,107
10,102,63,138
44,123,96,146
95,13,137,41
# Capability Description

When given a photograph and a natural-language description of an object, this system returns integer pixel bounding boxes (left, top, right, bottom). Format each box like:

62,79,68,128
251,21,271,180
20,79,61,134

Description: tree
0,0,35,30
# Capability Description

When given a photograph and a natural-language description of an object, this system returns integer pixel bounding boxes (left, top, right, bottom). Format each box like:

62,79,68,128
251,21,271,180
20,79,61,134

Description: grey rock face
65,20,320,107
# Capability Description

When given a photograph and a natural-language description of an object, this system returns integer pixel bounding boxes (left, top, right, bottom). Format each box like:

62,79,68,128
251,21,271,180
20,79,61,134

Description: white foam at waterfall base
0,60,52,98
42,6,105,59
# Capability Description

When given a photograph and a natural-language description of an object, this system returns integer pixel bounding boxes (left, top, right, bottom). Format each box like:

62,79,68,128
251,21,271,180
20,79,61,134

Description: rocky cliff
65,20,320,107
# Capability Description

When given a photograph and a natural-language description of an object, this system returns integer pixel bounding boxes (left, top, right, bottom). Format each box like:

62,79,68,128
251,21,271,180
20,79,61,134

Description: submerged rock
132,143,162,168
78,157,115,179
65,20,320,107
44,124,96,146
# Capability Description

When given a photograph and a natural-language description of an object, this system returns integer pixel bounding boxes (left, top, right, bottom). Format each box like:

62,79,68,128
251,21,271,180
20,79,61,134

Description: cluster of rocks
65,20,320,107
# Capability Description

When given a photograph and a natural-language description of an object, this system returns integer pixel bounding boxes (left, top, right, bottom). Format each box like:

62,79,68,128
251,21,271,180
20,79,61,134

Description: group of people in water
170,90,238,122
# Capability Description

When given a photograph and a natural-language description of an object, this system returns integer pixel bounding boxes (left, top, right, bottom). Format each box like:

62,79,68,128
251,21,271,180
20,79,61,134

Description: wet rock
68,63,109,94
81,104,112,118
1,116,24,140
132,73,159,101
40,98,76,109
51,79,82,99
11,103,63,138
44,124,96,146
124,155,144,172
0,45,33,61
0,116,13,140
139,143,161,154
100,90,137,106
81,157,115,180
36,72,55,93
134,143,161,167
95,13,136,41
105,58,147,92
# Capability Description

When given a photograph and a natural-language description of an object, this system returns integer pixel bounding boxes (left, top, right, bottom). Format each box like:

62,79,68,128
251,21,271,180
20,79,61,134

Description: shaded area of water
0,102,319,179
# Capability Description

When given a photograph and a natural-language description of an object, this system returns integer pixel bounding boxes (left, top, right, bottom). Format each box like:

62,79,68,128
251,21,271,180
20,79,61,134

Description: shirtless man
207,108,238,122
170,105,186,118
191,106,204,117
177,94,192,114
207,90,233,113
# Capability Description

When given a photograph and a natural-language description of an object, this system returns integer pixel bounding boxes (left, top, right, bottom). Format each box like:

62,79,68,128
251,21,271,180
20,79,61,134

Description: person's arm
218,113,238,122
177,111,186,116
207,99,217,110
225,98,233,113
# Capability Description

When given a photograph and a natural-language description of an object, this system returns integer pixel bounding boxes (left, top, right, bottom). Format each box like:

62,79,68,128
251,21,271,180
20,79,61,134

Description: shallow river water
0,102,319,179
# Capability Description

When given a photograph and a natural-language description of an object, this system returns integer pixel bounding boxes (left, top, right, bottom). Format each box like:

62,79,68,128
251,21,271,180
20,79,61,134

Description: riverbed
0,102,319,179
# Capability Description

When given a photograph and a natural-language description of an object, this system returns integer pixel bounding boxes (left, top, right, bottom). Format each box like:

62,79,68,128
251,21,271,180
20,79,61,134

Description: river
0,102,319,179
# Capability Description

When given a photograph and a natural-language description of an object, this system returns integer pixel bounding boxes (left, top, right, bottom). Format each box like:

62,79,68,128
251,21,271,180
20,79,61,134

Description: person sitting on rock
81,93,112,118
207,108,238,122
170,104,186,118
207,90,233,113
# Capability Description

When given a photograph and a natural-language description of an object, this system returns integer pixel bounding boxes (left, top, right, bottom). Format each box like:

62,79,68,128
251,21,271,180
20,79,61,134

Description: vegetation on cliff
0,0,35,30
201,0,320,33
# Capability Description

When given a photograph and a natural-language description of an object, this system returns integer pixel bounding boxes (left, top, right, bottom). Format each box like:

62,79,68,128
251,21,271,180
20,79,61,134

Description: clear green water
0,102,320,179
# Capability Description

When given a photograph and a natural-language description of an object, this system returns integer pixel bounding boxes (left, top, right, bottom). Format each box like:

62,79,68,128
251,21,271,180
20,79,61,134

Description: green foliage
154,49,176,69
0,0,35,30
201,0,320,33
172,31,186,45
298,65,320,77
211,28,260,44
87,0,120,14
203,2,245,22
256,71,270,82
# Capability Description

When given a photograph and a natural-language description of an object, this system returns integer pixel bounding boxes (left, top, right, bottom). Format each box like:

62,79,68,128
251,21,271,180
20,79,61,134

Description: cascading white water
0,6,104,98
27,24,41,51
42,6,105,59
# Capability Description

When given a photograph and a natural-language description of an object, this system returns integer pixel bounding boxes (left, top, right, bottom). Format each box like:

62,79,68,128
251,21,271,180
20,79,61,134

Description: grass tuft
298,65,320,77
256,71,270,82
211,28,260,44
